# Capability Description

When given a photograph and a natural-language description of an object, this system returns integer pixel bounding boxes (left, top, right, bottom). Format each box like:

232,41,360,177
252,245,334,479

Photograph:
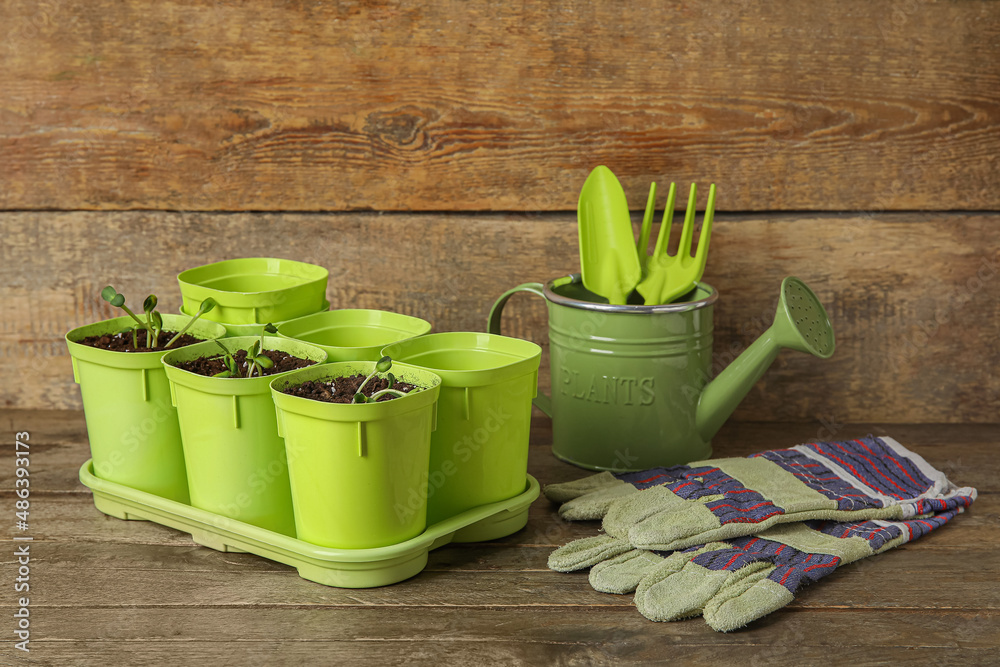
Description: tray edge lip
78,459,540,565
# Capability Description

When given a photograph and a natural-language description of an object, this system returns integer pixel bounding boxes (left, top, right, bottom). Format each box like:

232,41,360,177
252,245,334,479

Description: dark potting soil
282,374,420,403
77,330,204,352
173,348,317,378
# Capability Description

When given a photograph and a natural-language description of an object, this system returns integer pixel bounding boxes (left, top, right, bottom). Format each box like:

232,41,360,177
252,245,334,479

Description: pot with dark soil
65,289,227,503
161,333,327,536
270,358,442,549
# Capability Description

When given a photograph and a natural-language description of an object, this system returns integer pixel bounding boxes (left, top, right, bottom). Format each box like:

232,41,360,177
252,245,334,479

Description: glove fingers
543,472,621,504
559,483,638,521
704,567,792,632
634,559,730,622
589,549,667,594
547,535,633,573
604,487,721,548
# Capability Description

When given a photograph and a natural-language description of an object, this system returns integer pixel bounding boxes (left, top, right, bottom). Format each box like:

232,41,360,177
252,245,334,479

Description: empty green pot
382,332,541,527
276,309,432,362
162,336,328,536
179,300,331,337
177,258,329,325
66,315,227,503
270,361,442,549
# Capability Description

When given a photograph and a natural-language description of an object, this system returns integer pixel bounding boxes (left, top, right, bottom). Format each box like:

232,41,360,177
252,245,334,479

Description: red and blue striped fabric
679,510,960,594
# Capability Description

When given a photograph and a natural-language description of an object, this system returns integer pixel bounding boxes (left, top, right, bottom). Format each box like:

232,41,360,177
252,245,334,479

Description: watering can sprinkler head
769,277,836,359
695,276,836,441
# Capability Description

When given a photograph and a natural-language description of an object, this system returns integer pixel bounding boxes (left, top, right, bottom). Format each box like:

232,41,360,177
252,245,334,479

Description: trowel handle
487,282,552,417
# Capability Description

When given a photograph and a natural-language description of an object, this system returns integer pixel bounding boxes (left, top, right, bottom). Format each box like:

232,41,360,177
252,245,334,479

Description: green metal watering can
488,274,834,471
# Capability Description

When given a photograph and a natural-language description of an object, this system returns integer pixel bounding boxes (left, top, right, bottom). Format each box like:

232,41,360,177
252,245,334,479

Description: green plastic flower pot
177,258,329,325
162,336,328,536
270,361,442,549
276,309,432,362
66,315,228,503
179,300,331,337
382,332,541,527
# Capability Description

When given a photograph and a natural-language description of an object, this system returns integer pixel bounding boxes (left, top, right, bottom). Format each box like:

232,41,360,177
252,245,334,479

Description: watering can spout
695,277,835,442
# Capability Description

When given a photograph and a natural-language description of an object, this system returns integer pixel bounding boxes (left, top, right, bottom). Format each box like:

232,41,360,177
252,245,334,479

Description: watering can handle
487,282,552,417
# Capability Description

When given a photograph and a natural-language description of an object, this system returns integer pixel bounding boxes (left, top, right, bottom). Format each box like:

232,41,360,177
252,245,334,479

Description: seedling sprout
352,356,408,403
101,286,217,349
210,324,276,378
164,298,217,348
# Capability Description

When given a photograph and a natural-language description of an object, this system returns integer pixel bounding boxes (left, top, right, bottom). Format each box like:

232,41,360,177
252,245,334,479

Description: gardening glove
590,509,968,632
544,435,976,555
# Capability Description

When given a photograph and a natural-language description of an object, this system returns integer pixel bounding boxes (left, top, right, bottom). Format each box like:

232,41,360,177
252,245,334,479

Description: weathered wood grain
3,211,998,423
20,606,1000,650
6,488,997,553
1,409,995,665
16,639,1000,667
6,410,996,494
9,536,998,609
1,1,998,212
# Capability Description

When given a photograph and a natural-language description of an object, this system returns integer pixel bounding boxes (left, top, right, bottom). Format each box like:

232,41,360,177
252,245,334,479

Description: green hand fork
636,183,716,305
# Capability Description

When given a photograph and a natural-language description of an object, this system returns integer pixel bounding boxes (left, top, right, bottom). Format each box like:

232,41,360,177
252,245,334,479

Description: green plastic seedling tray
79,460,539,588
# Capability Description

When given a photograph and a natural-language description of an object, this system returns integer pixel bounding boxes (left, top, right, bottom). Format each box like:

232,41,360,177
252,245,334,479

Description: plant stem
165,312,200,348
369,388,410,402
119,304,146,330
145,311,154,347
356,369,379,397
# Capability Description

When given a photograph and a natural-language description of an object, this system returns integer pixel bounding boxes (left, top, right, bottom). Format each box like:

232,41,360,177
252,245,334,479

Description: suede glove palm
586,510,966,632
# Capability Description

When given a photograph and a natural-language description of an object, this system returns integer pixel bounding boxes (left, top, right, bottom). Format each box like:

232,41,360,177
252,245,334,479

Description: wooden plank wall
1,1,998,423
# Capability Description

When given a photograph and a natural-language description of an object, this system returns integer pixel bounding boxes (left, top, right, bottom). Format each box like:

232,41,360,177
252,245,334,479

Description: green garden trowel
577,166,642,305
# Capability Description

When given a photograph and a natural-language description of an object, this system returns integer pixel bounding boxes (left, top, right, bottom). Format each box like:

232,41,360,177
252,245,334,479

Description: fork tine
677,183,697,257
693,183,716,269
637,181,657,266
651,182,677,259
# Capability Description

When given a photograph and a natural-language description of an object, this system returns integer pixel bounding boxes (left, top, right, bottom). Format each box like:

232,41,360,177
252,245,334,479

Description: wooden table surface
3,410,996,666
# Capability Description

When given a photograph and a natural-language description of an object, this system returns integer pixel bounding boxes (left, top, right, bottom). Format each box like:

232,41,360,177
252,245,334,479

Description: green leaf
248,340,261,358
386,373,395,388
110,294,125,307
150,311,163,329
376,356,392,373
101,286,118,302
143,294,157,313
353,392,367,404
255,354,274,369
213,370,234,378
225,357,238,374
198,298,217,315
264,323,278,334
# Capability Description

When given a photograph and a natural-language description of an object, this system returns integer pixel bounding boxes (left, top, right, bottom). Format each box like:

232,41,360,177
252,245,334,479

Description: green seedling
149,311,163,347
143,294,158,341
211,340,240,378
210,339,274,379
245,340,275,378
101,286,216,350
101,286,145,330
259,323,278,352
352,356,408,403
164,298,217,348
